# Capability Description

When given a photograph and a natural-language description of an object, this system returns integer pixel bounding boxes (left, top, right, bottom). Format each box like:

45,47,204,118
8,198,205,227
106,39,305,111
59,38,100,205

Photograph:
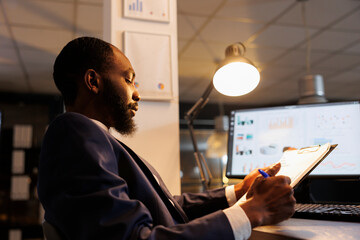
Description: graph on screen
227,102,360,177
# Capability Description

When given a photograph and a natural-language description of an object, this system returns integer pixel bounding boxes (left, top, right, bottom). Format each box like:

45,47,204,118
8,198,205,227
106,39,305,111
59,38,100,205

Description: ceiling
0,0,359,107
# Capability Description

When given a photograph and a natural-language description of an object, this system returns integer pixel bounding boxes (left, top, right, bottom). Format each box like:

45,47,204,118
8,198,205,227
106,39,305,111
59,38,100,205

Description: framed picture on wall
123,0,170,23
123,31,173,101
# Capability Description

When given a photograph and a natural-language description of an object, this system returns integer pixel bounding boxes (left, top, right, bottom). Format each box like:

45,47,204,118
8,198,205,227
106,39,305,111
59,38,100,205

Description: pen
258,169,270,178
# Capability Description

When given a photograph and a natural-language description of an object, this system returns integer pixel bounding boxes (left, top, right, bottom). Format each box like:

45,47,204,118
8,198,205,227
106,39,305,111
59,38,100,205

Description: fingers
270,193,296,222
250,175,292,199
247,174,292,201
264,162,281,177
265,175,291,185
258,177,296,225
246,176,264,199
241,179,296,227
275,175,291,185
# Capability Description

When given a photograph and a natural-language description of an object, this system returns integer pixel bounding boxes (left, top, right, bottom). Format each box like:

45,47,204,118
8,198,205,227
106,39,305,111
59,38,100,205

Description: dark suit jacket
37,112,234,240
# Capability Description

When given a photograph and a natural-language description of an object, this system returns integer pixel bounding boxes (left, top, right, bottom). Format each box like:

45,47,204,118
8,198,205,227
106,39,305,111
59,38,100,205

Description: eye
124,71,136,85
125,76,134,85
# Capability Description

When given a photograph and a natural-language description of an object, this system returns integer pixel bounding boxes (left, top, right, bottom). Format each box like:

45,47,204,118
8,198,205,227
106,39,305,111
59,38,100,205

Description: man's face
101,46,140,135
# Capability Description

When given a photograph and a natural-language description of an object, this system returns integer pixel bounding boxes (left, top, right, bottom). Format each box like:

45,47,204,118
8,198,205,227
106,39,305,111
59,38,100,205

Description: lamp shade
213,43,260,97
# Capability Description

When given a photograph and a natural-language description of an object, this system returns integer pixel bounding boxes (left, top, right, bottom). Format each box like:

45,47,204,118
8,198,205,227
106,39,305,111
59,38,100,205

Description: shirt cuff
223,204,252,240
225,185,237,207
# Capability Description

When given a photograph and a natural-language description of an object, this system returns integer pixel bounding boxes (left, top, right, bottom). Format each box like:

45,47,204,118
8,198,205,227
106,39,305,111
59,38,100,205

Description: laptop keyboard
293,203,360,222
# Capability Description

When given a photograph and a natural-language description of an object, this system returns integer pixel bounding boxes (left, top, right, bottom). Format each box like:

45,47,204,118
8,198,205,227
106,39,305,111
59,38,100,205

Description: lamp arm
184,81,214,190
185,81,214,121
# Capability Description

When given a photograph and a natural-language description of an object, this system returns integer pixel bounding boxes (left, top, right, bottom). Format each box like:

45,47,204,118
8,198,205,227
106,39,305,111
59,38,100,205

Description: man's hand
240,175,296,228
234,163,281,200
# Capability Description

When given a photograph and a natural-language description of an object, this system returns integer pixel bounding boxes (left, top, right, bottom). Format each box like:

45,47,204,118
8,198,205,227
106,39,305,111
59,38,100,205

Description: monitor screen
226,101,360,178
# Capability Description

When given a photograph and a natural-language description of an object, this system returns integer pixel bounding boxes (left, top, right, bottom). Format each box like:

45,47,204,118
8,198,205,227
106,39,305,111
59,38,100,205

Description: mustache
128,102,138,110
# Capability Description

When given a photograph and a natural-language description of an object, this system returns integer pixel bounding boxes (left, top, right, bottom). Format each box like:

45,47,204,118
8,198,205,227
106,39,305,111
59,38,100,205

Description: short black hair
53,37,114,105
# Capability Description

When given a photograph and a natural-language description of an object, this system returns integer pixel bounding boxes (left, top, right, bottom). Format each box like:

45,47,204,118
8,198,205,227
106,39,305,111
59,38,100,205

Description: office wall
103,0,180,194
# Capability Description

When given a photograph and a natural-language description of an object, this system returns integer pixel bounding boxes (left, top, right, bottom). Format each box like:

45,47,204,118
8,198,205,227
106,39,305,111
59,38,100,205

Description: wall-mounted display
123,0,170,22
124,31,173,101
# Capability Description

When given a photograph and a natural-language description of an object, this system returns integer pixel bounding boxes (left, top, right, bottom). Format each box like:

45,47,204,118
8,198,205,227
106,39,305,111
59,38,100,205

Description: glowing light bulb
213,62,260,97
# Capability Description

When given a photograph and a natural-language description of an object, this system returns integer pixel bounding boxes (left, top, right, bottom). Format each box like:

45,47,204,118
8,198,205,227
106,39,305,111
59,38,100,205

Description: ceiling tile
272,49,328,68
200,19,263,44
216,0,294,22
250,25,316,48
178,40,187,52
0,63,22,75
0,24,12,47
259,66,302,88
264,79,300,100
332,9,360,31
345,42,360,54
178,14,207,40
306,67,338,80
278,0,360,27
4,0,74,29
20,49,56,72
13,27,74,53
177,0,223,16
324,70,360,101
79,0,103,4
179,40,218,61
77,4,103,33
186,41,229,62
0,6,4,23
325,75,360,100
179,59,216,79
245,47,288,66
18,49,57,92
0,47,18,65
326,70,360,84
308,30,360,51
314,54,360,70
185,42,284,67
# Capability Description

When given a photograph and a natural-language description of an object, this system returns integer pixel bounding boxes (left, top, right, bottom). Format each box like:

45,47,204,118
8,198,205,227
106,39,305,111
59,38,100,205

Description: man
37,37,295,240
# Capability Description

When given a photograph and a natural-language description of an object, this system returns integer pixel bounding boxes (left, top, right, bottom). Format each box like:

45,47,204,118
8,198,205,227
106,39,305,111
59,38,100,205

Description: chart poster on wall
123,0,170,22
124,31,173,101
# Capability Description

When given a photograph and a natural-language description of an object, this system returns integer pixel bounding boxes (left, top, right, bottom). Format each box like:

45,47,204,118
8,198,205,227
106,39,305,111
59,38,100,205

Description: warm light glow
213,62,260,96
205,132,228,159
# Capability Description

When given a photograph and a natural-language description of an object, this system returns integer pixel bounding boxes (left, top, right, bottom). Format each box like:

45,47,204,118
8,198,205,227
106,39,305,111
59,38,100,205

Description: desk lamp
185,42,260,190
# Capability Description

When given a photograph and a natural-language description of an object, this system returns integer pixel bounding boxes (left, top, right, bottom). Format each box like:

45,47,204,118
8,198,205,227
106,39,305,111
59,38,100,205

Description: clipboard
276,143,337,188
237,143,337,203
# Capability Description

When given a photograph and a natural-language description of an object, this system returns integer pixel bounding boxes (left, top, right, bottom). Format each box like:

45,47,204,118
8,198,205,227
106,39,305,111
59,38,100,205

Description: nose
133,88,141,102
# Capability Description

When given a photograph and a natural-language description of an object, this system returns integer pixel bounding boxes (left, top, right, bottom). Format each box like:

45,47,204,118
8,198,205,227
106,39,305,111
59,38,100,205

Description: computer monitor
226,101,360,179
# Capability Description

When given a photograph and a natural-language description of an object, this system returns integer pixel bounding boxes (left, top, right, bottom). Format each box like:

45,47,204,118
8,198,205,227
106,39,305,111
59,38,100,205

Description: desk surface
250,218,360,240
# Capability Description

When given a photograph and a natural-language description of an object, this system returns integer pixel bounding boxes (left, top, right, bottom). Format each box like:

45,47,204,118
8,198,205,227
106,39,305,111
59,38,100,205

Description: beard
103,80,137,136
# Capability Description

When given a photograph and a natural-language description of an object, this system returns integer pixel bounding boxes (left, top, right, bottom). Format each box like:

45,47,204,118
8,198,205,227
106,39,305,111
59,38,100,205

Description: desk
249,218,360,240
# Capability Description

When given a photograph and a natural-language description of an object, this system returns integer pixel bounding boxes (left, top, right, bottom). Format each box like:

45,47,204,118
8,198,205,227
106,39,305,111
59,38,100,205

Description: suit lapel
117,141,189,223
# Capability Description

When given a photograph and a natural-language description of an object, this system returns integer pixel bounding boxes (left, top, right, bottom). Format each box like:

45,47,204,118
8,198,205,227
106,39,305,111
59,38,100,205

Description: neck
66,101,112,129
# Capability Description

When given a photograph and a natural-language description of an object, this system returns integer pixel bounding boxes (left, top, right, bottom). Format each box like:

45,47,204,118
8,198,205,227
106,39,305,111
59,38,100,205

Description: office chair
42,221,65,240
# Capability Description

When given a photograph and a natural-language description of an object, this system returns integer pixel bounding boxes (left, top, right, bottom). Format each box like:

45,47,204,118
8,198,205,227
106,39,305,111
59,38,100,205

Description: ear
84,69,100,94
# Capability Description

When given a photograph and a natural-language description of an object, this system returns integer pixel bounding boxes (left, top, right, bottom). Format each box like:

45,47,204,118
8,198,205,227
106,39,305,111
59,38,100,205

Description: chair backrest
42,221,65,240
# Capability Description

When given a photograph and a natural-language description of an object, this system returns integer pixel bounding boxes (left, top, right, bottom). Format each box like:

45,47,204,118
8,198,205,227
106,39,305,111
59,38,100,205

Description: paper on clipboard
277,142,337,188
237,143,337,203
